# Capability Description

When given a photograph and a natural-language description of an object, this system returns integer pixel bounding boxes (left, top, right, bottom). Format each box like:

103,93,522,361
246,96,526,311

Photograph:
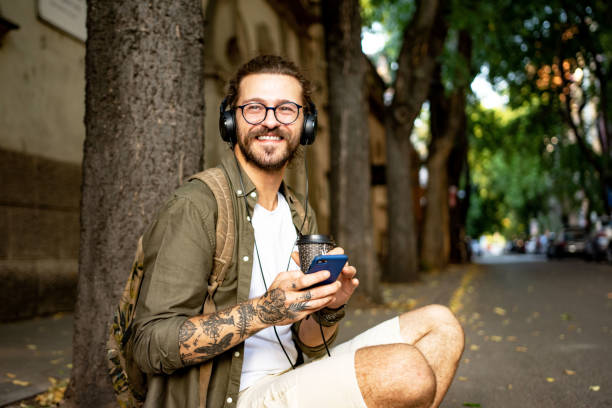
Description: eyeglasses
236,102,303,125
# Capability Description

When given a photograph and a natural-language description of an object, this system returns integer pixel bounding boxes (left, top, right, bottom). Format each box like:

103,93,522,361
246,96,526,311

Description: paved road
444,256,612,408
1,255,610,407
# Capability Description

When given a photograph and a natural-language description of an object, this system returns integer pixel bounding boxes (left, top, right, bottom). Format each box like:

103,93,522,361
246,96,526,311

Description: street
444,255,612,407
1,255,610,407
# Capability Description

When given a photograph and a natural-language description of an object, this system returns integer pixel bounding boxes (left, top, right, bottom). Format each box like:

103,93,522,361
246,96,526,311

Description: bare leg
355,343,436,408
398,305,465,407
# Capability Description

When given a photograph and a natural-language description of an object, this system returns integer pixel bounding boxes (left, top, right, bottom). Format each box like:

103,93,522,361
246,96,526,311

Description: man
133,55,464,408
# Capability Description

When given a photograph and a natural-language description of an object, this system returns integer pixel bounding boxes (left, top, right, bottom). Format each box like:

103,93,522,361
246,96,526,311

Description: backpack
106,167,235,408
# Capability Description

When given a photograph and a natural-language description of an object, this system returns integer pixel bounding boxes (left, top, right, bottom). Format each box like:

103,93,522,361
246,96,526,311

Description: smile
256,135,283,141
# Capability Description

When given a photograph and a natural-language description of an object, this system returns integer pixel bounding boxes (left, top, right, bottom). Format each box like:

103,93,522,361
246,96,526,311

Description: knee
408,304,465,352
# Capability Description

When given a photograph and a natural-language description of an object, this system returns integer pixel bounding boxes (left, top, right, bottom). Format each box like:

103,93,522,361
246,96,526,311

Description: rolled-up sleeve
132,190,216,375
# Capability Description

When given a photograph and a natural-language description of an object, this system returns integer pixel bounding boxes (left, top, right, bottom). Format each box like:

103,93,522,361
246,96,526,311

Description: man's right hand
256,269,340,326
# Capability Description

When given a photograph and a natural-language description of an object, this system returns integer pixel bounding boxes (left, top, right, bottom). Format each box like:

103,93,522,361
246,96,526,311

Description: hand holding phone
305,254,348,289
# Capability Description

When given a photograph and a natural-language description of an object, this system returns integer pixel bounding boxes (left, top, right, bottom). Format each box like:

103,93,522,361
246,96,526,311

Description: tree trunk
385,0,447,281
63,1,205,406
322,0,382,301
421,31,471,271
448,109,470,263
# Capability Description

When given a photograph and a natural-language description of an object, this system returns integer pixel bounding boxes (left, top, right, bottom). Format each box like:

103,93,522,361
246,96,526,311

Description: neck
234,147,285,211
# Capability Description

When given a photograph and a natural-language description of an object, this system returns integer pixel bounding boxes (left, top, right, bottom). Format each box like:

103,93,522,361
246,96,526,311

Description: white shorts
237,316,403,408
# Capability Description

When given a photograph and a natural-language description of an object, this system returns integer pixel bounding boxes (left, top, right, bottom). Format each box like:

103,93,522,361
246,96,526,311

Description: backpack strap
188,167,235,408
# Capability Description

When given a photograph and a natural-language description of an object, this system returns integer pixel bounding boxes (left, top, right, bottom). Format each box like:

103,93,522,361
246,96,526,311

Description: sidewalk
0,313,73,407
0,263,474,406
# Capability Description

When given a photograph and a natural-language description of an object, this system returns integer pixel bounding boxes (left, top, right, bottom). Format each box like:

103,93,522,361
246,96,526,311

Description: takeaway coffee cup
296,234,335,274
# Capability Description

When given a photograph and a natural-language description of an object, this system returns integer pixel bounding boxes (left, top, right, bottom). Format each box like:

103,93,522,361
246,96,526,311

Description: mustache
247,127,290,139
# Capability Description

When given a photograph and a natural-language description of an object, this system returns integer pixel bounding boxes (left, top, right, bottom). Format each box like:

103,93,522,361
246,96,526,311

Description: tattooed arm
179,268,338,366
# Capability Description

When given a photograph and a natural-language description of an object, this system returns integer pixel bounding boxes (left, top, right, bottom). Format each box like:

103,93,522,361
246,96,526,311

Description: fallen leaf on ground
564,369,576,375
506,336,517,342
470,344,480,351
50,358,63,365
12,380,30,386
458,376,468,381
507,384,513,390
589,385,600,392
607,293,612,300
516,346,528,352
26,344,37,351
463,403,481,407
559,334,566,340
560,313,572,321
546,377,555,383
494,307,506,316
6,373,16,378
491,335,503,342
464,358,471,364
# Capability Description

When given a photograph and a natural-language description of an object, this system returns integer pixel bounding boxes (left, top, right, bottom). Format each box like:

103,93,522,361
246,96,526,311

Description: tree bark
322,0,382,301
63,1,205,406
447,108,470,263
421,30,470,271
385,0,447,281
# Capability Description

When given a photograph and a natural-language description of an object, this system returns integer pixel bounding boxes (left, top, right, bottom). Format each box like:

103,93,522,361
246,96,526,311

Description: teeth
257,136,281,141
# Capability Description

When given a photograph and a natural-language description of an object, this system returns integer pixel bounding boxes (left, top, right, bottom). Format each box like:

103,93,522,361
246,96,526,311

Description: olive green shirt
132,153,331,408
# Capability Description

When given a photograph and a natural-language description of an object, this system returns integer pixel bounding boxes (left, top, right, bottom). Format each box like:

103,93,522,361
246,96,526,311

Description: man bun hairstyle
226,55,314,112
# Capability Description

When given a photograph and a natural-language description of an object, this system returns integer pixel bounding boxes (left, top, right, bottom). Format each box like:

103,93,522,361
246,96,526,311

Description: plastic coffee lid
296,234,335,245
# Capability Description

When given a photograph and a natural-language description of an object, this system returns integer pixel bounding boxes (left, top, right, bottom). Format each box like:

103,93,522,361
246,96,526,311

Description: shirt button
242,256,249,262
227,397,233,404
250,191,257,198
246,216,251,221
236,189,243,195
234,351,240,358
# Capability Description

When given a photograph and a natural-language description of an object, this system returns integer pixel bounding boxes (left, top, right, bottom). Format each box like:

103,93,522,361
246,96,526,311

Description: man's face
235,73,303,171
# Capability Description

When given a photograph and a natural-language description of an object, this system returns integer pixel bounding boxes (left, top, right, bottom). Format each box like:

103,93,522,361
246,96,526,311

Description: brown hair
226,55,313,111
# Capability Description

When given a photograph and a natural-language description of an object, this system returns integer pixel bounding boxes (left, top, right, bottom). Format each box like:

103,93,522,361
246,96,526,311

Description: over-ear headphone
219,98,318,146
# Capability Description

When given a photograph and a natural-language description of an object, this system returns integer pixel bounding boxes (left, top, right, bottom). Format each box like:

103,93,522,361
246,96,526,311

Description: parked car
585,218,612,262
547,227,588,258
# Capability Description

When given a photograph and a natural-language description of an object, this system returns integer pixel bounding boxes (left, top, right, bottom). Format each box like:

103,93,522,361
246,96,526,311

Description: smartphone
305,254,348,288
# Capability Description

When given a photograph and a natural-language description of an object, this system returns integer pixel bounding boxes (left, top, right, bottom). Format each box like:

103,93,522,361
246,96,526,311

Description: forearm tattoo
237,303,256,339
179,288,311,365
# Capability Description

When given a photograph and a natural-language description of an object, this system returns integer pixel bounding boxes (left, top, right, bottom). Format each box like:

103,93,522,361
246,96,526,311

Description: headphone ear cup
301,106,318,145
219,107,237,144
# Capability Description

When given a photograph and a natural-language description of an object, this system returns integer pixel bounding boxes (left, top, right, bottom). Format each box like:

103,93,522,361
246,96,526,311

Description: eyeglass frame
235,101,304,125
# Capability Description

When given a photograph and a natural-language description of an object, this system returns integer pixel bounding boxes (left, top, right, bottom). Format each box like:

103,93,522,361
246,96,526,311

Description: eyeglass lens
241,102,300,125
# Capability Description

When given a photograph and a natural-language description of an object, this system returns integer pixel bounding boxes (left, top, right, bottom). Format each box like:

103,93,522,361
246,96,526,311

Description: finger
327,247,345,255
297,270,331,289
341,265,357,279
291,251,300,266
305,296,334,311
303,280,341,299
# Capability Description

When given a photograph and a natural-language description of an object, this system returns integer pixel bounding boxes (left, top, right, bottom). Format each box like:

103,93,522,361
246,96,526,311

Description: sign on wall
37,0,86,42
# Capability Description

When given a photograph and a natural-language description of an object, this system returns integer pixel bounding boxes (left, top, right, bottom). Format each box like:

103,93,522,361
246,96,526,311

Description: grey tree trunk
63,1,205,406
385,0,447,282
322,0,382,301
422,31,471,271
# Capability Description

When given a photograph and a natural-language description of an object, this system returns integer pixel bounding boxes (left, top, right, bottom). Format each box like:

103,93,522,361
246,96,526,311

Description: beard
237,126,300,171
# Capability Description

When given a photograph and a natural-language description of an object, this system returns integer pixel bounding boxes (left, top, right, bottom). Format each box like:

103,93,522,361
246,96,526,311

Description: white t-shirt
239,192,300,391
